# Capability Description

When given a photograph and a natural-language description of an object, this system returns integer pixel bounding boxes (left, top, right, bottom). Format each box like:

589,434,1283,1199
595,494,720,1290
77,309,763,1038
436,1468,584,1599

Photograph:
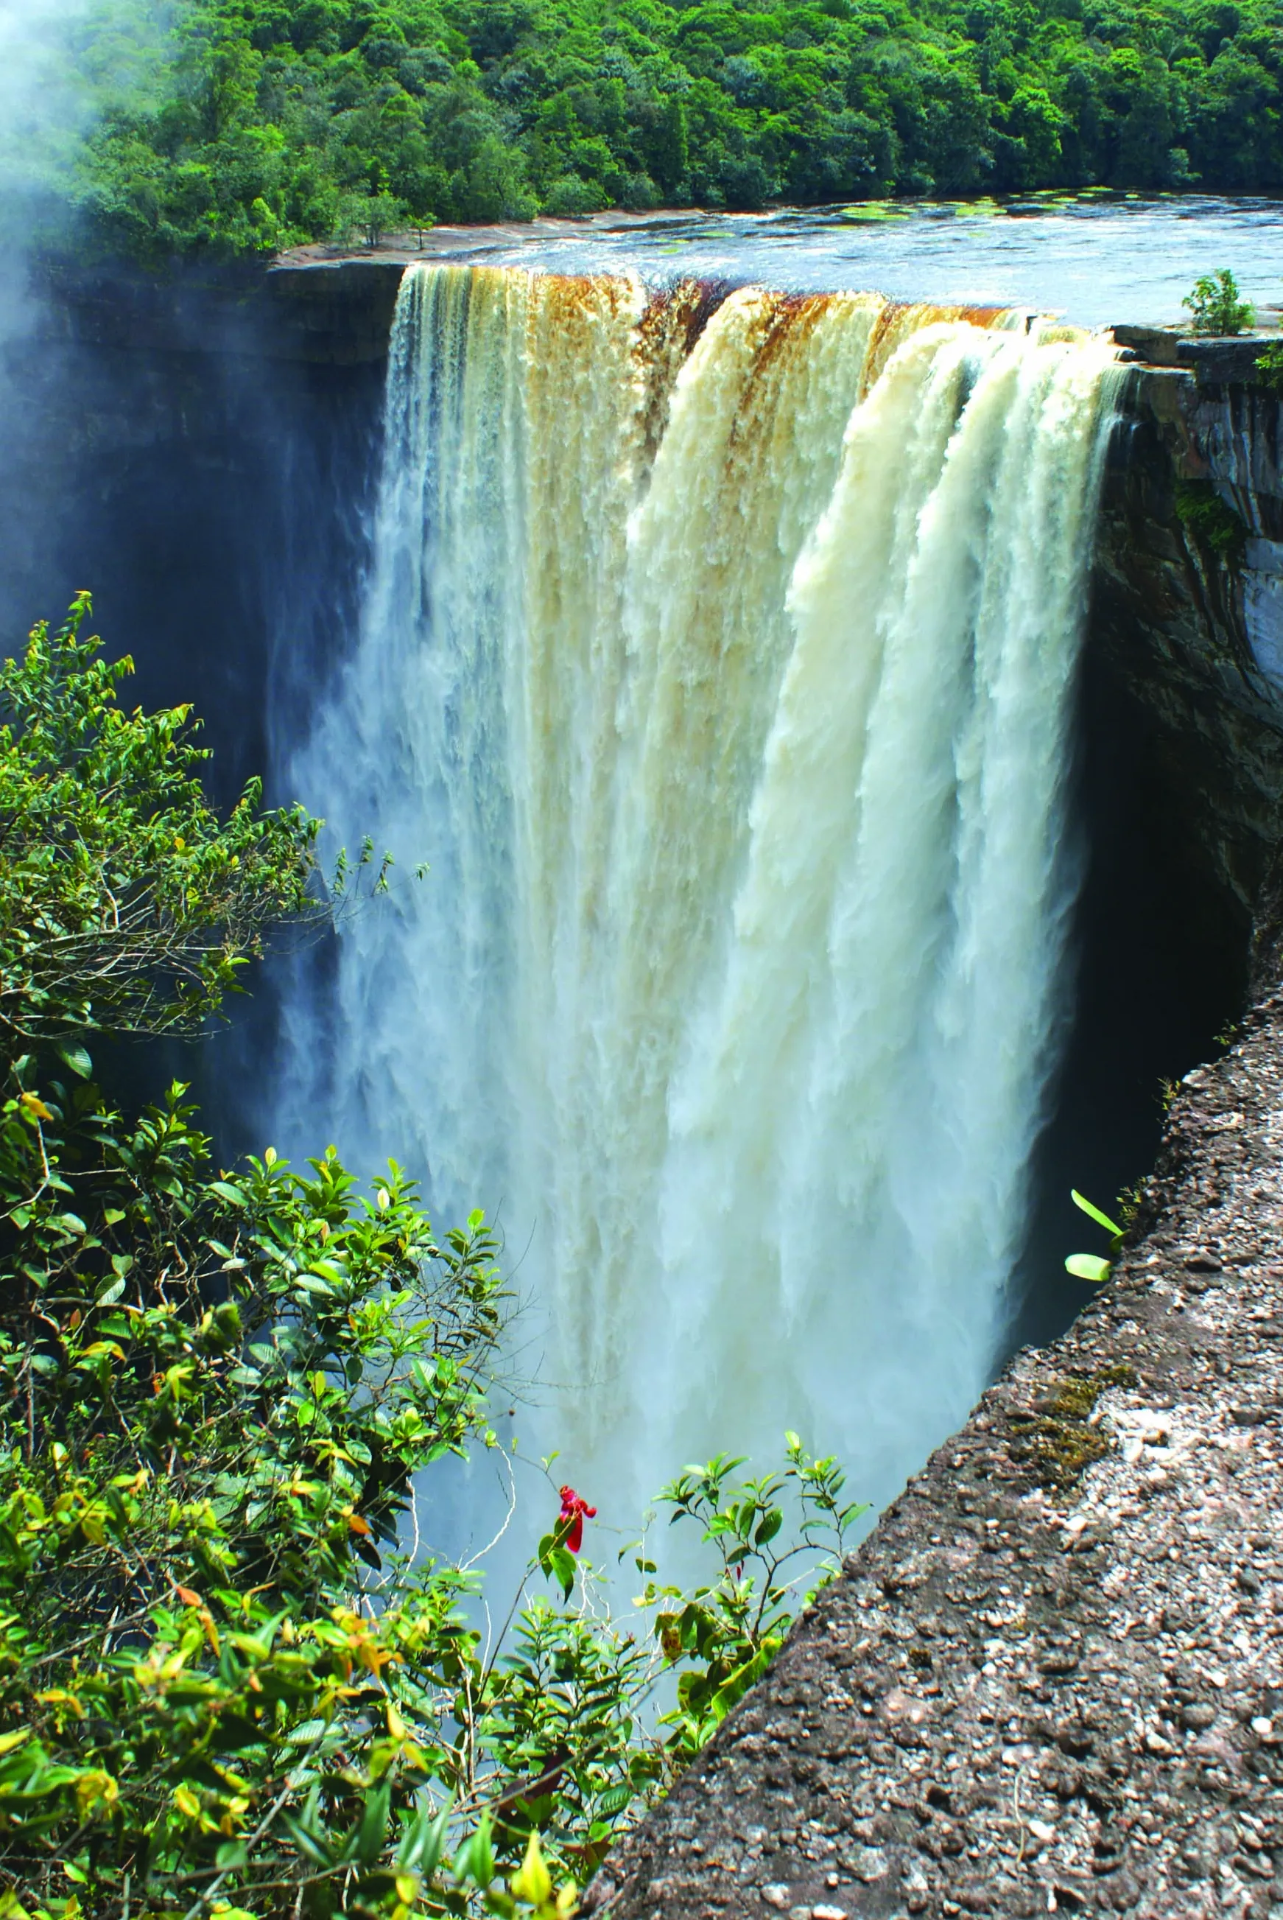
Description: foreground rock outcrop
585,991,1283,1918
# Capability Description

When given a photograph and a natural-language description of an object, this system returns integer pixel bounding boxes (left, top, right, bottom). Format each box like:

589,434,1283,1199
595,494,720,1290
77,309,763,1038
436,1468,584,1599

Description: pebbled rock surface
584,992,1283,1919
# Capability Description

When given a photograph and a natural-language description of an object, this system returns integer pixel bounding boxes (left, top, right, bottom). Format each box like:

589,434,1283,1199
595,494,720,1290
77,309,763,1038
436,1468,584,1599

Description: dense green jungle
42,0,1283,256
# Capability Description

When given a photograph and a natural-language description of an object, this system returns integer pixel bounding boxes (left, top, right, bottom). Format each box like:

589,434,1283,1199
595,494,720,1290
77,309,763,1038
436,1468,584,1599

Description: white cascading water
275,262,1120,1523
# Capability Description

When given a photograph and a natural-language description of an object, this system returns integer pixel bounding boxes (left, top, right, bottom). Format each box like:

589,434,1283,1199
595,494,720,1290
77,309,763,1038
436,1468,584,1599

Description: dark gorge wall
0,257,400,806
1092,337,1283,944
1003,340,1283,1353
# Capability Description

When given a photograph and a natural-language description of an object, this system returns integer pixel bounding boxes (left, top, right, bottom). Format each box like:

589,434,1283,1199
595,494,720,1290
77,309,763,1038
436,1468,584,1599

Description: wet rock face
0,257,392,800
35,254,405,365
585,994,1283,1919
1091,352,1283,928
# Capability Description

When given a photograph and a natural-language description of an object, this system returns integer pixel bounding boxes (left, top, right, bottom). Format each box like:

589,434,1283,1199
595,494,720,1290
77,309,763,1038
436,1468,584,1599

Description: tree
60,0,1283,263
0,592,319,1054
362,188,409,245
1183,265,1255,333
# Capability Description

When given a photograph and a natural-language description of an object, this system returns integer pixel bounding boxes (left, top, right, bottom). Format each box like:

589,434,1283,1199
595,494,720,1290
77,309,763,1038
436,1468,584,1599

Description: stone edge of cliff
582,990,1283,1919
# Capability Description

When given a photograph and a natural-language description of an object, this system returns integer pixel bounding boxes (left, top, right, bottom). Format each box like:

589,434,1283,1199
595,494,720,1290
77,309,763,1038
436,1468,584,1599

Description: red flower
558,1485,597,1555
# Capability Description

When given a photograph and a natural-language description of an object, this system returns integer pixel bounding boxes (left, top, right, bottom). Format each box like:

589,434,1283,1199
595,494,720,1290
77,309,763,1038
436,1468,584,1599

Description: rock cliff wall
1092,337,1283,944
0,258,400,806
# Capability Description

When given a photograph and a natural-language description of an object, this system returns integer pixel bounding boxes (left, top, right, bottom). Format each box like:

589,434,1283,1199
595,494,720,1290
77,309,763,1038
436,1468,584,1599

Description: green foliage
640,1437,867,1757
0,599,862,1919
1174,476,1248,564
1064,1186,1122,1285
0,592,320,1049
1182,267,1255,335
1256,340,1283,391
54,0,1283,258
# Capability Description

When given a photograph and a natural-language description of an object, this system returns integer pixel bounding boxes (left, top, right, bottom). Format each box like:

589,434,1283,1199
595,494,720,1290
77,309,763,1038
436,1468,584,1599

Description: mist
0,0,156,633
0,0,168,259
0,0,87,341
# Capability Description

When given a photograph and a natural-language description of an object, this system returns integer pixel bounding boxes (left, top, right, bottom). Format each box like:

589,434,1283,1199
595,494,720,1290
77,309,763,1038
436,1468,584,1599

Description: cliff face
1091,339,1283,941
0,258,401,806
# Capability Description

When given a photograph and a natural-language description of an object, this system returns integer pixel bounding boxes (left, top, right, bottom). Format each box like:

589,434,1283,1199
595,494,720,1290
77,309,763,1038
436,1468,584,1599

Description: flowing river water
360,191,1283,326
273,260,1126,1525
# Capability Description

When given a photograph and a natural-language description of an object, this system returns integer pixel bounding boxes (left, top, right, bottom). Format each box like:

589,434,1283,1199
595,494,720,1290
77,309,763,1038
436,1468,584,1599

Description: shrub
0,597,864,1919
1256,339,1283,390
1174,476,1248,563
1182,268,1255,335
541,176,608,217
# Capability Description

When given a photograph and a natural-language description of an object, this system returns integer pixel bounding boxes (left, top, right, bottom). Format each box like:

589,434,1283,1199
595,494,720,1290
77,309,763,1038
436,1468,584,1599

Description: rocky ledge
584,992,1283,1919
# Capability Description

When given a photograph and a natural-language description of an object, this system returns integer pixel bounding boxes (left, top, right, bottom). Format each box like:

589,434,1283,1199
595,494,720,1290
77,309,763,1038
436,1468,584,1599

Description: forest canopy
60,0,1283,255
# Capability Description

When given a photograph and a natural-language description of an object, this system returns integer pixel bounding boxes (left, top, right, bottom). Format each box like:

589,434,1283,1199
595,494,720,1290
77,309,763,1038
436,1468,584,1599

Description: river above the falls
301,192,1283,329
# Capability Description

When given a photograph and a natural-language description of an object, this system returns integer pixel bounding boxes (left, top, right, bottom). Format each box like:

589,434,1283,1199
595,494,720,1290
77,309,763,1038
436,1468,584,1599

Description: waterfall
275,262,1119,1521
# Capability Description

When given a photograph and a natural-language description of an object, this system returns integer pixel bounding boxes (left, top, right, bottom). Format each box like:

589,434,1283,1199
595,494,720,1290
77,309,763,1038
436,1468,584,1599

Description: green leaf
1065,1253,1111,1284
548,1545,577,1599
295,1273,336,1298
278,1811,335,1869
454,1813,495,1888
754,1508,783,1548
286,1719,328,1745
57,1043,93,1079
398,1798,452,1876
349,1781,391,1866
1070,1190,1122,1238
